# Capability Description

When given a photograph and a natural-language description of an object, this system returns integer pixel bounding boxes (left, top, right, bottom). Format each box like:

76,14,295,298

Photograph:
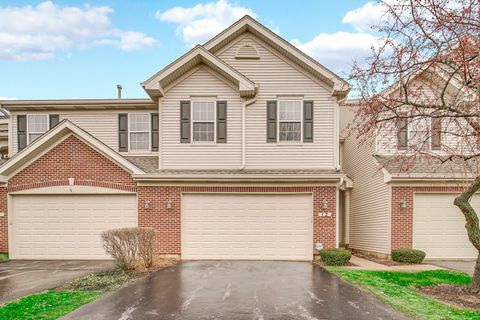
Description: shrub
320,248,352,266
137,228,156,268
391,248,426,264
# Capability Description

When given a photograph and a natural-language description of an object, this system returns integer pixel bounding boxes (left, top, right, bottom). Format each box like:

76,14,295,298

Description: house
340,71,480,260
0,16,353,260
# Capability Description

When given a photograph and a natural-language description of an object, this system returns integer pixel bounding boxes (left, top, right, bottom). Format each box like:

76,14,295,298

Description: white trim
9,185,136,194
0,120,144,177
336,186,339,248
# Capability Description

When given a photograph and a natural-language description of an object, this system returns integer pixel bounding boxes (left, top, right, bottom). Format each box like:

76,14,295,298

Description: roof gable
204,16,350,98
0,120,144,178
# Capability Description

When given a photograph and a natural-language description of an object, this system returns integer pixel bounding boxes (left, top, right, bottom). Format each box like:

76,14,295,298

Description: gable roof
141,46,257,100
203,15,350,98
0,120,144,178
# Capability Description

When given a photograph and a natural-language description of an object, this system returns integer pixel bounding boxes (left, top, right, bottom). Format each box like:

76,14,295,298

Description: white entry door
414,193,479,259
182,193,313,260
11,194,137,259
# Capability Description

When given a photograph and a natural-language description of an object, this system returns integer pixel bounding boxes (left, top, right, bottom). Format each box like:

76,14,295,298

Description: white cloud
0,1,157,61
0,97,16,100
342,1,386,32
156,0,256,47
292,32,379,74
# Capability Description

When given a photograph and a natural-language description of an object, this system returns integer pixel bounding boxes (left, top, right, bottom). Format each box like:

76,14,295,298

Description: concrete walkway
426,260,475,275
348,256,446,272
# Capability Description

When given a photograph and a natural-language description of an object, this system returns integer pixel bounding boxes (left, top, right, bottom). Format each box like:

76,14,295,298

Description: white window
27,115,49,144
192,101,215,142
128,113,150,151
278,100,302,142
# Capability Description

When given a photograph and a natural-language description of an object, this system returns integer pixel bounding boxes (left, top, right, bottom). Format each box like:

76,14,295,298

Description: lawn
0,268,134,320
328,268,479,320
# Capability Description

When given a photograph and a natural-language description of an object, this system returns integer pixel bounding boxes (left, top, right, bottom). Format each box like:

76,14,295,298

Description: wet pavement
0,260,114,304
63,260,408,320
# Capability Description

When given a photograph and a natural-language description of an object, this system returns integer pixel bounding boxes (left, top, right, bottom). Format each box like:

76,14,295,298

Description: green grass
0,253,8,261
328,268,478,320
0,291,101,320
0,267,134,319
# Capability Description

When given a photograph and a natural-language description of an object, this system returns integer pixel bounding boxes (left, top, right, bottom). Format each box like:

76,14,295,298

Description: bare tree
348,0,480,291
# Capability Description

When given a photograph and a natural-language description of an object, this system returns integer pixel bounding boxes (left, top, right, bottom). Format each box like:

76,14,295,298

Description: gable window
192,101,215,142
397,114,408,150
278,100,302,142
431,118,441,150
128,113,150,151
27,114,49,144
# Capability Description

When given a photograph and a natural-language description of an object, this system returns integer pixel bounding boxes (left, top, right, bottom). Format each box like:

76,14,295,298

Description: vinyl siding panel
218,33,335,169
161,66,242,169
10,109,155,156
340,106,390,254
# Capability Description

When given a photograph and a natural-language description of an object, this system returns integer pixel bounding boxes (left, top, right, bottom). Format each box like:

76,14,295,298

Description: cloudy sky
0,0,384,99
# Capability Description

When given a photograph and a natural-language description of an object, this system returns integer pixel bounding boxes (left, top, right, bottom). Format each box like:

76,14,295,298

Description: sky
0,0,385,100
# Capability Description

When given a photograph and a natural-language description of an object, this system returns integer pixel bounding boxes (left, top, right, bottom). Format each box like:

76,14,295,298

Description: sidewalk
347,255,445,272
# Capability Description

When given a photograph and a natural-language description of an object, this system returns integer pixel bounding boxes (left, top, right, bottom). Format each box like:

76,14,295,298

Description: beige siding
10,109,156,156
341,106,390,254
217,33,336,169
161,66,242,169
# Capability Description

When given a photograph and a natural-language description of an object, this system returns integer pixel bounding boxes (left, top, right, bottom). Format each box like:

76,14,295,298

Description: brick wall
0,188,7,252
138,186,337,255
391,185,466,249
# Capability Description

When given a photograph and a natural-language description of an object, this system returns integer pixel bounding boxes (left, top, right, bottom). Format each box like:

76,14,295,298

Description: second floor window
192,101,215,142
431,118,441,150
279,100,302,142
27,114,49,143
397,115,408,150
129,113,150,151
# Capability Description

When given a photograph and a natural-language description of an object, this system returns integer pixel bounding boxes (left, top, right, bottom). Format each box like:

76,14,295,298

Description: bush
391,248,426,264
320,248,352,266
101,227,156,270
62,268,134,292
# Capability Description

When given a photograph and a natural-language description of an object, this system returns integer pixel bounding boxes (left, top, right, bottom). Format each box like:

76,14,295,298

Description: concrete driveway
63,261,408,320
426,260,475,275
0,260,114,304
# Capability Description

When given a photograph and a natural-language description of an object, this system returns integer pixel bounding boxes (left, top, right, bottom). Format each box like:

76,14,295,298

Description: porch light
399,200,407,209
144,200,151,209
322,200,328,210
166,200,173,209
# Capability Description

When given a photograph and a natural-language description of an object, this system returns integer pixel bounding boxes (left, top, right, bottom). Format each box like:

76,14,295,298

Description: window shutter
266,101,277,142
17,115,27,150
118,114,128,152
180,101,191,143
151,113,159,151
217,101,227,143
49,114,59,129
303,101,313,142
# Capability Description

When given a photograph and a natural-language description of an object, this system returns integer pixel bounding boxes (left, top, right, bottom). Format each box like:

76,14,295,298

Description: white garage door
182,194,313,260
11,194,137,259
414,193,479,259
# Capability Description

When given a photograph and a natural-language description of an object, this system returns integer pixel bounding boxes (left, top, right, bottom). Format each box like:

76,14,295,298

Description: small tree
137,228,156,268
348,0,479,291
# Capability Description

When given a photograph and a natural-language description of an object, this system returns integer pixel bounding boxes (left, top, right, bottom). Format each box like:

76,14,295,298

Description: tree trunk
454,177,480,293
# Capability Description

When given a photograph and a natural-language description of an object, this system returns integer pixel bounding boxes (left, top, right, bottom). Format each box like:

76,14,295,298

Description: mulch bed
314,261,357,267
354,253,405,266
419,285,480,309
133,257,178,275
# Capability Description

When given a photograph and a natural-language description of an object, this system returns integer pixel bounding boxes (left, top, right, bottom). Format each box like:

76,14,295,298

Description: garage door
11,194,137,259
182,194,313,260
414,193,479,259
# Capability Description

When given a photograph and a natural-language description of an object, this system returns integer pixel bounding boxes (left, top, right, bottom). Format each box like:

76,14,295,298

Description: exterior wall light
322,200,328,210
166,200,173,209
399,200,407,209
144,200,151,209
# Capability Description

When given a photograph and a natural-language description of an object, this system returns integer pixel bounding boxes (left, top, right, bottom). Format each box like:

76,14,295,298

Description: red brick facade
0,134,338,258
391,185,466,250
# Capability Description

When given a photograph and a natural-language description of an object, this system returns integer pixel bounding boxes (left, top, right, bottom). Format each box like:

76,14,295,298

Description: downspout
240,96,257,170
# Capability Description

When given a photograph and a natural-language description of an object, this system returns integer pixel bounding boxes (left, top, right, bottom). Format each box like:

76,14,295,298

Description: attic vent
235,44,260,59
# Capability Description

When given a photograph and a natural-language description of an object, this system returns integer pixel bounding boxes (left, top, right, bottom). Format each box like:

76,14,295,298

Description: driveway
63,261,408,320
426,260,475,275
0,260,114,304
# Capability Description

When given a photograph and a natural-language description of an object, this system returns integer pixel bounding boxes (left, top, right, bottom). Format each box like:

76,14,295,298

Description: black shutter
17,115,27,150
266,101,277,142
180,101,191,143
151,113,159,151
49,114,59,129
303,101,313,142
118,114,128,152
217,101,227,143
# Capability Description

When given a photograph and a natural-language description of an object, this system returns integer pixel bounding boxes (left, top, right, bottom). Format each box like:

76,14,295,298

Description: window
27,115,49,143
278,100,302,142
192,101,215,142
431,118,441,150
128,113,150,151
397,114,408,150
